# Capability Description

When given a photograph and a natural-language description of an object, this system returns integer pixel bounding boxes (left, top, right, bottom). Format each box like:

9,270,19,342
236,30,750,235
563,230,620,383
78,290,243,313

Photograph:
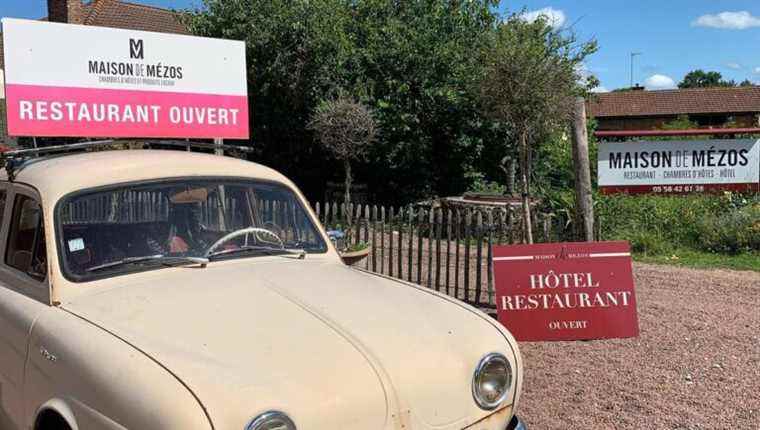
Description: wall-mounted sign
598,139,760,194
1,18,249,139
493,241,639,342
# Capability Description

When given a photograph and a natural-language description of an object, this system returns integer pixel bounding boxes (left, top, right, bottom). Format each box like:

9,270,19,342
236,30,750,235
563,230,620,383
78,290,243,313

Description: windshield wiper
86,255,209,272
207,245,306,260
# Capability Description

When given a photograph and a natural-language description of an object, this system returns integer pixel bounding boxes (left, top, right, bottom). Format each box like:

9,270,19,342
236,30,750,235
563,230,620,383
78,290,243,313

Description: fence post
371,205,377,271
364,205,371,270
407,206,414,283
454,209,461,300
445,209,452,295
380,206,386,275
427,208,434,288
435,208,442,291
464,209,471,302
355,204,361,246
487,210,495,306
388,206,395,278
417,208,424,284
475,210,483,305
397,207,404,281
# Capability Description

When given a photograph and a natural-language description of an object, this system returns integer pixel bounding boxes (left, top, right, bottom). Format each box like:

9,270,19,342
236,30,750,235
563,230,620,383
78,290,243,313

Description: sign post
570,97,594,241
1,18,249,140
493,241,639,341
214,137,224,156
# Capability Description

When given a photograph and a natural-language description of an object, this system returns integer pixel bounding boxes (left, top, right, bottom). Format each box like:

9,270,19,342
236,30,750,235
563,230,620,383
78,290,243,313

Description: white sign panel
1,18,249,138
598,139,760,194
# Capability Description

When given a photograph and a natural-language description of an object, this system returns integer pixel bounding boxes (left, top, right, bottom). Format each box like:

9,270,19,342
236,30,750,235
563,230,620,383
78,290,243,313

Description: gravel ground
517,263,760,430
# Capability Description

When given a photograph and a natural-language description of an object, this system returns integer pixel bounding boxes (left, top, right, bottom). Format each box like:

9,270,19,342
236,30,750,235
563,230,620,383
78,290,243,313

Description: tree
308,96,377,209
739,79,755,87
183,0,503,205
678,70,736,88
477,13,597,243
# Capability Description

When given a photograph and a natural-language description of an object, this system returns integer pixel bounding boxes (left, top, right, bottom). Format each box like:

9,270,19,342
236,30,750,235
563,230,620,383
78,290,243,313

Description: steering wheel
203,227,284,257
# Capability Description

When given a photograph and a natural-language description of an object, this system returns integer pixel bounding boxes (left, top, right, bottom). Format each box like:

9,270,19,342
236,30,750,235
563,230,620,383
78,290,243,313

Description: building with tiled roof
587,86,760,131
0,0,189,147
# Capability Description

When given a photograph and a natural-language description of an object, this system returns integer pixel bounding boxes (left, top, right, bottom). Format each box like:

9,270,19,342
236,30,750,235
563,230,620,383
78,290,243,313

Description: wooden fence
312,201,568,309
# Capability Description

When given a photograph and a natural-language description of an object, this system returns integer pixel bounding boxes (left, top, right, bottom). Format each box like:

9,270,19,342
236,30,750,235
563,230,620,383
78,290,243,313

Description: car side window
5,195,47,281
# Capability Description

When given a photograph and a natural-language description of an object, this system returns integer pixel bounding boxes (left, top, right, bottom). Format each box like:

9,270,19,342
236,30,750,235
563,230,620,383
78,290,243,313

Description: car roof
2,149,293,204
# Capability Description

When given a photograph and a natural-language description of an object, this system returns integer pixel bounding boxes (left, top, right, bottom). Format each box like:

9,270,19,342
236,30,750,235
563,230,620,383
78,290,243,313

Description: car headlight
472,353,512,410
245,411,296,430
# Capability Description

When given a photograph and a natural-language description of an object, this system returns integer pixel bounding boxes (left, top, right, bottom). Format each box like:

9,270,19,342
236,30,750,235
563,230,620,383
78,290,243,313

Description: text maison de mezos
17,101,241,127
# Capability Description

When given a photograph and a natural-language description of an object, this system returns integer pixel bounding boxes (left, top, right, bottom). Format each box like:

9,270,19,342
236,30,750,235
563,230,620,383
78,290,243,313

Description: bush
596,193,759,254
695,203,760,254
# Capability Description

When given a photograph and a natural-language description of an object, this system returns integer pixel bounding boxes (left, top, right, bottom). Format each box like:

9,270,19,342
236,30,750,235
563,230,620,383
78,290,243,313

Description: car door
0,184,51,429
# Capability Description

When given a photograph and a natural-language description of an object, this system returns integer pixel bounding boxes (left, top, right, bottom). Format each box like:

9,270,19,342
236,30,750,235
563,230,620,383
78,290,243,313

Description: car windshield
57,179,327,281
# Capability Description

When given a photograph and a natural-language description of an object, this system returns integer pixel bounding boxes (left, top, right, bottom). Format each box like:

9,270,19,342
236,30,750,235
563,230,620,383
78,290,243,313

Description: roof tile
587,87,760,118
84,0,189,35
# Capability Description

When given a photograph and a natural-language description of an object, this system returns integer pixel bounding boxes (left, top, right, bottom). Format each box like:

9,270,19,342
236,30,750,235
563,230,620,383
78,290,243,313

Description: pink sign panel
493,241,639,341
2,18,249,139
5,84,248,139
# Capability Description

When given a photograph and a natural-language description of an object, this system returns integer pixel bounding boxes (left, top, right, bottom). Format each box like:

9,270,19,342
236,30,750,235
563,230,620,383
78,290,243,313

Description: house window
5,195,47,281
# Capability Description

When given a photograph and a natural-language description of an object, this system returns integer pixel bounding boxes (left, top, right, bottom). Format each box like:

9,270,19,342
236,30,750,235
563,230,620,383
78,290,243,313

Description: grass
634,249,760,272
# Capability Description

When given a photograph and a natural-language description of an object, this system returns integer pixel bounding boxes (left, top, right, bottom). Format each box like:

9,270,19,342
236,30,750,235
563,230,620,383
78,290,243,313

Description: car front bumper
506,415,527,430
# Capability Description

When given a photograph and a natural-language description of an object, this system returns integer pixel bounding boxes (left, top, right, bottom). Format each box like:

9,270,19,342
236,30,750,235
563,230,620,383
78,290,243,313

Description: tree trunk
518,130,533,244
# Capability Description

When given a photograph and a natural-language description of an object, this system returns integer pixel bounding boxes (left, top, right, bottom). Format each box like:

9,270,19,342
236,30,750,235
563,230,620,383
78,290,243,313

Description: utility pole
630,52,642,88
570,97,594,241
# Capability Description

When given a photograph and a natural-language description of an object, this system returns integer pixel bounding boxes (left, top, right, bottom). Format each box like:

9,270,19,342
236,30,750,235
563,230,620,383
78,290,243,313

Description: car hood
62,258,519,430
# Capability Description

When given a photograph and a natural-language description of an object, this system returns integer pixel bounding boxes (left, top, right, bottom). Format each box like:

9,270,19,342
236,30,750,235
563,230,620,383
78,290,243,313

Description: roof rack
0,139,254,181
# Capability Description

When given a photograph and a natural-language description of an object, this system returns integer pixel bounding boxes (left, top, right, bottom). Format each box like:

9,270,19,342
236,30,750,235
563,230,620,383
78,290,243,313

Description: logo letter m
130,39,144,59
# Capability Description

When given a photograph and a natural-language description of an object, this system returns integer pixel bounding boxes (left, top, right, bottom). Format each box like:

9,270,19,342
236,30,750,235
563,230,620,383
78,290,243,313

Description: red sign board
493,241,639,341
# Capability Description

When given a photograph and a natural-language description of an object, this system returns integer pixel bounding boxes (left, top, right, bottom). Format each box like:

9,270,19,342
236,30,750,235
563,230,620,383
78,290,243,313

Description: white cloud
692,11,760,29
590,86,609,93
754,67,760,75
520,7,566,29
725,62,742,70
644,74,676,90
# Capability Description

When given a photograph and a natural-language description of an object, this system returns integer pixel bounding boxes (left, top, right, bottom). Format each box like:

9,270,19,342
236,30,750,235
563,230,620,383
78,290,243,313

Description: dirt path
517,263,760,429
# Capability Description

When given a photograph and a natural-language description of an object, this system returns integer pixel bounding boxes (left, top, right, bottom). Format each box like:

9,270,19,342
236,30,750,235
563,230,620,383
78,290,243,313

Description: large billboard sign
493,241,639,342
1,18,249,139
598,139,760,194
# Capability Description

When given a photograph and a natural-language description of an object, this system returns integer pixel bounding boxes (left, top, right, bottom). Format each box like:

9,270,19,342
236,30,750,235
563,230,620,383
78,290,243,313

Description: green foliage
465,171,506,195
635,249,760,272
695,203,760,254
597,193,760,256
660,114,698,130
678,69,737,88
183,0,503,204
476,12,597,241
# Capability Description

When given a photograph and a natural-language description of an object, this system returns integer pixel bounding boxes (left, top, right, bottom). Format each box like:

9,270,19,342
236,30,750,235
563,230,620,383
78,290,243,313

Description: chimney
47,0,84,25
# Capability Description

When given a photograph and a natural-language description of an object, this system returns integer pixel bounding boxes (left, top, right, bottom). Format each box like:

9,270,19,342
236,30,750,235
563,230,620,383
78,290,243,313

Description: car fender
24,306,212,430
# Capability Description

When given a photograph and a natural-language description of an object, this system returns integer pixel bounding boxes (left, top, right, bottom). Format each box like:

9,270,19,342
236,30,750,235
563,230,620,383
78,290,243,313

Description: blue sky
3,0,760,92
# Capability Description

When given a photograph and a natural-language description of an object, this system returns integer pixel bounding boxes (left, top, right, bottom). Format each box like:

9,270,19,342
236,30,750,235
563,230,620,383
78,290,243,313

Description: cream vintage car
0,144,525,430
